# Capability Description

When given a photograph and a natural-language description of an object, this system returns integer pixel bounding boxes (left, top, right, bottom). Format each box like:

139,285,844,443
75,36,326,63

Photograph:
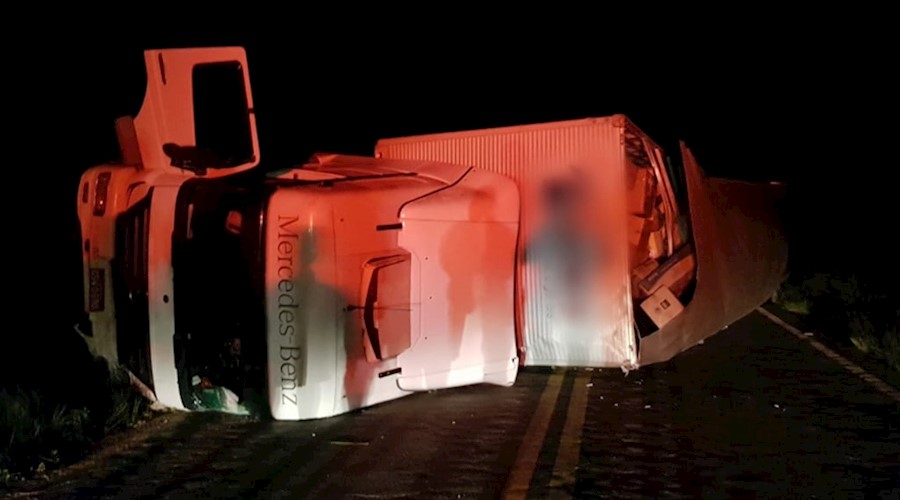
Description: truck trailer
376,117,787,368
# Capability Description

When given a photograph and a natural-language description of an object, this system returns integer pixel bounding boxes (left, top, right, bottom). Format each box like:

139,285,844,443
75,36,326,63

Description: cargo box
377,116,695,368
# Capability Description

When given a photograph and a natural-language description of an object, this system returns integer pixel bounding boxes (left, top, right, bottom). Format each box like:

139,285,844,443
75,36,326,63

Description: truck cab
78,47,261,395
78,48,521,420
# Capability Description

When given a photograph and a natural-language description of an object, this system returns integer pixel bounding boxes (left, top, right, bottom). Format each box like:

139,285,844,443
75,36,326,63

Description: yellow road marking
503,372,564,499
549,370,592,491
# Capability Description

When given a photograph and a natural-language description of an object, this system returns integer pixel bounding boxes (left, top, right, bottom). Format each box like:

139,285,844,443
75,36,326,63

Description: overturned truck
77,47,787,420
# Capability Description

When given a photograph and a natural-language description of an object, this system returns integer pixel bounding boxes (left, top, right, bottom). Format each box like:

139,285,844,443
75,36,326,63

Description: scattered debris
586,383,594,388
585,367,594,371
804,332,814,337
698,340,705,345
773,404,780,409
644,405,651,409
312,433,316,437
330,441,370,446
451,420,456,425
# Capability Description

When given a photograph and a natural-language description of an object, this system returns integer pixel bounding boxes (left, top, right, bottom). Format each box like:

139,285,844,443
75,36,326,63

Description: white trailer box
377,116,651,368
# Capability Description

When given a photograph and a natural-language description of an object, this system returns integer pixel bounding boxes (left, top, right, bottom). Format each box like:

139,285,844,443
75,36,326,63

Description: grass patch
775,272,900,372
0,359,151,485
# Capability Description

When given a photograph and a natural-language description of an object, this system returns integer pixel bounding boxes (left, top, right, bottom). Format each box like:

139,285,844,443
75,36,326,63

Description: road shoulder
759,302,900,393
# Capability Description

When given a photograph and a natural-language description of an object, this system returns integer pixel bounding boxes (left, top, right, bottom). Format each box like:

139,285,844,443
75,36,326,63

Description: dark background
4,18,889,384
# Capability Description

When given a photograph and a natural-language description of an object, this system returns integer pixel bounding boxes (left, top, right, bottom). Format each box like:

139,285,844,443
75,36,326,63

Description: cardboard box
628,215,653,264
630,258,660,298
640,286,684,328
627,167,657,216
647,229,665,259
638,245,696,297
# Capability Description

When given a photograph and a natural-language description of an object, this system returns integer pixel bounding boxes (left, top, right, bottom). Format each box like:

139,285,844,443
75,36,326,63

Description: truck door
133,47,260,176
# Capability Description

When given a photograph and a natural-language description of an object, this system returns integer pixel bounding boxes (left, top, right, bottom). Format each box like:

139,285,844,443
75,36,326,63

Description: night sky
8,19,891,350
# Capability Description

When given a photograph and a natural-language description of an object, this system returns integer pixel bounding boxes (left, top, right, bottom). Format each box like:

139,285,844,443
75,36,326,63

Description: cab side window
192,61,254,168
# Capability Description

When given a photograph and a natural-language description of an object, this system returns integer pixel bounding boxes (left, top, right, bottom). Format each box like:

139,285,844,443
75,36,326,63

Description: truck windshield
113,190,154,391
172,177,267,414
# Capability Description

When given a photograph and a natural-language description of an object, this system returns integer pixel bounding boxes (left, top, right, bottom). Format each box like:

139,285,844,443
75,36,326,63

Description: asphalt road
30,307,900,498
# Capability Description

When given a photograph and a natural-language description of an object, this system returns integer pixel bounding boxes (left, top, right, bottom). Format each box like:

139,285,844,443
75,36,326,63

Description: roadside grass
0,357,151,486
775,272,900,372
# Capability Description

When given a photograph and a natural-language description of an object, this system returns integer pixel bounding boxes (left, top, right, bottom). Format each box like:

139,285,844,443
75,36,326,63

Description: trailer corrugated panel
377,116,637,368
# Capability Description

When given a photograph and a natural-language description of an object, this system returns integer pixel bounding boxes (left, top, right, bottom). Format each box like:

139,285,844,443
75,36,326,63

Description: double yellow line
503,370,593,499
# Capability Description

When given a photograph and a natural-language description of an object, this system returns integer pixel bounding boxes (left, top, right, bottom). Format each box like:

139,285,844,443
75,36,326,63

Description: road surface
27,306,900,498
